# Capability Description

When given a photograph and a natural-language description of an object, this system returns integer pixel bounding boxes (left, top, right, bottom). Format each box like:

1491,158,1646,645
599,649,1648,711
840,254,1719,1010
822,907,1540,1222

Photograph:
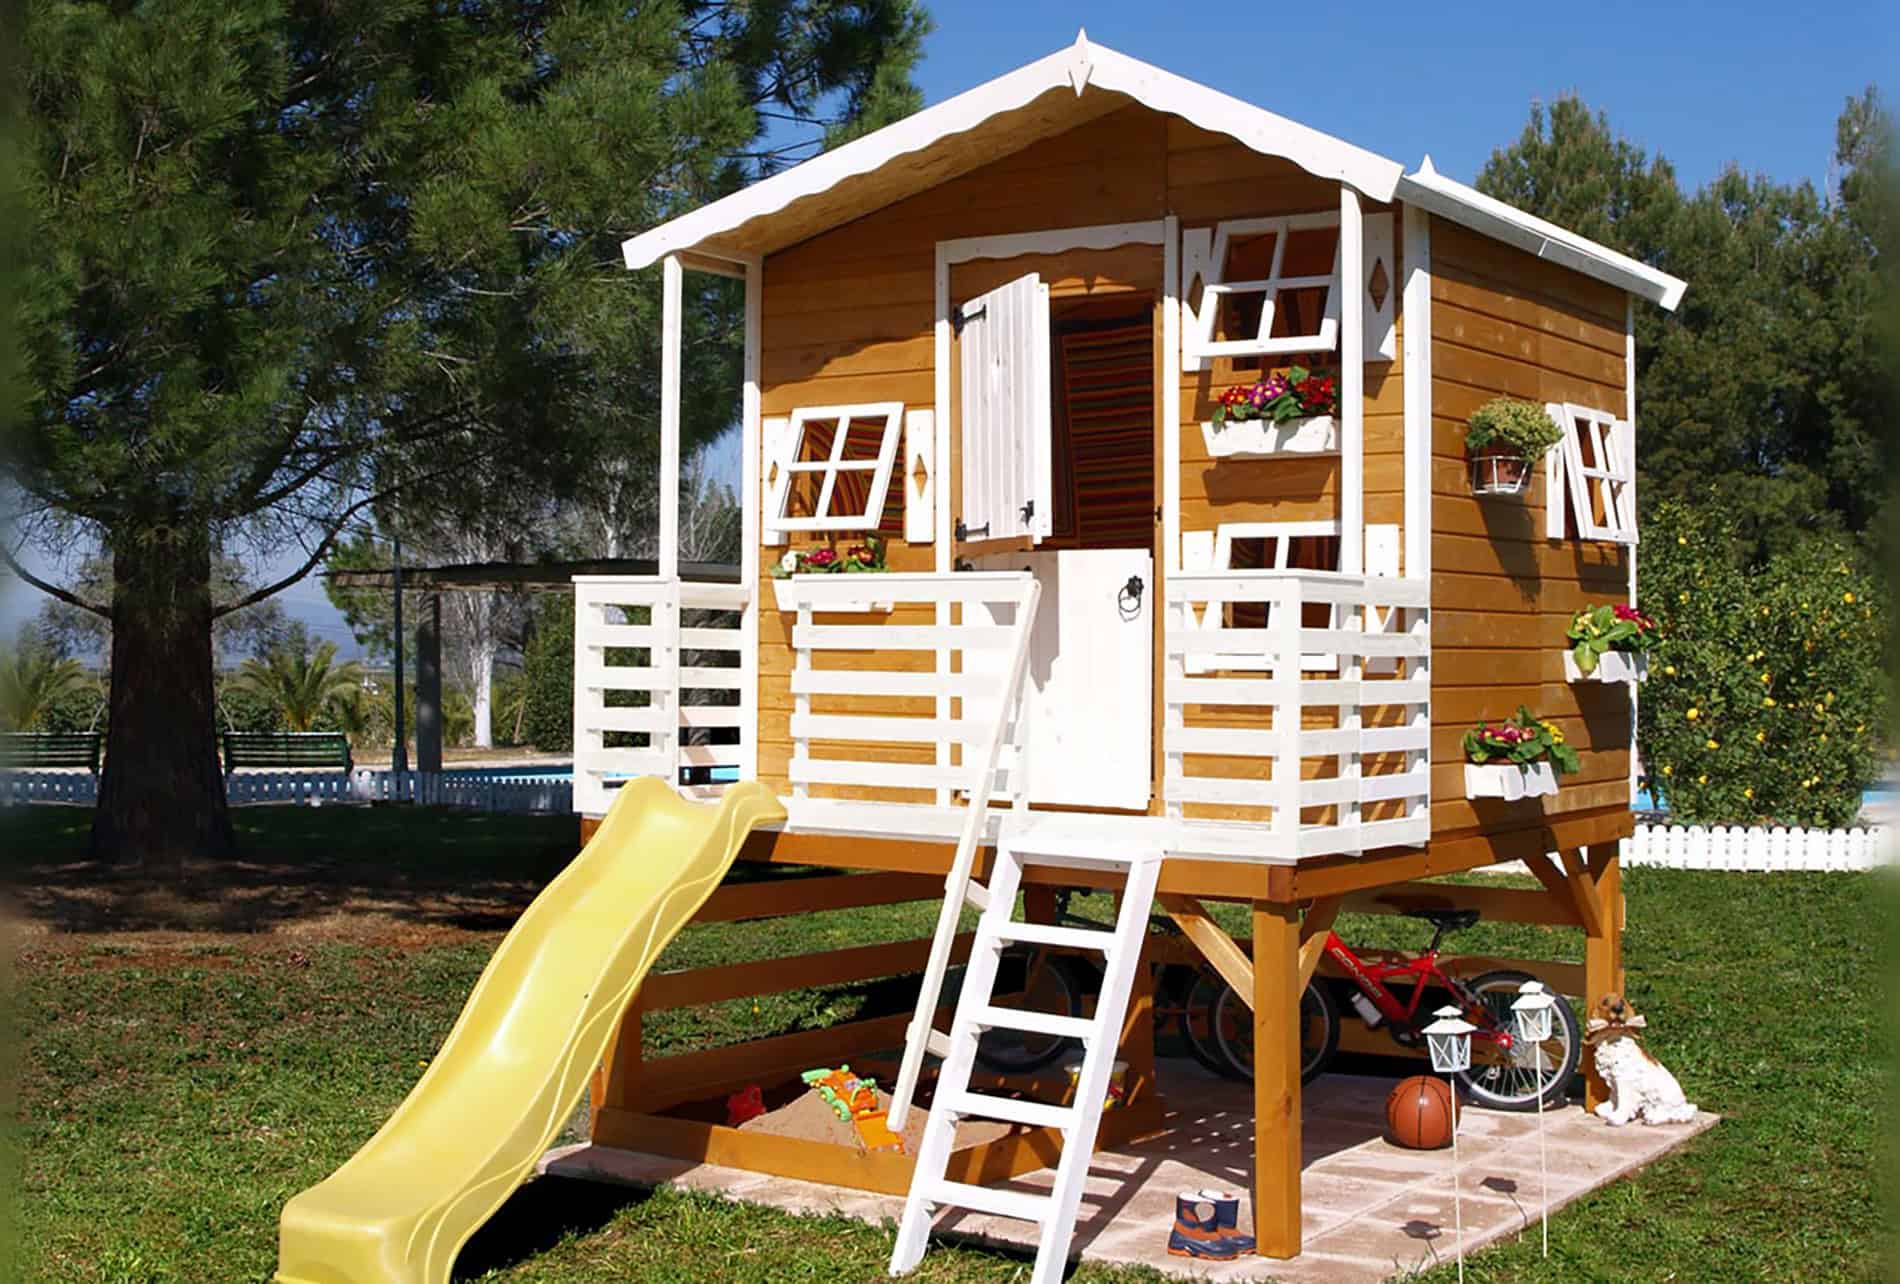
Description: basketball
1385,1075,1455,1150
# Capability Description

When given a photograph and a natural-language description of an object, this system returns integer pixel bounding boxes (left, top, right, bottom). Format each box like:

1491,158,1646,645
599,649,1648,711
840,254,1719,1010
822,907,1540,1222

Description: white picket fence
0,768,574,814
1624,822,1892,871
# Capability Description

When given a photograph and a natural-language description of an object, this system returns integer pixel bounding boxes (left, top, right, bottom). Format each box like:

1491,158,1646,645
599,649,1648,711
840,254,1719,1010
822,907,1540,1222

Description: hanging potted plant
1564,602,1661,682
1200,366,1339,459
1464,398,1562,496
769,536,892,612
1462,706,1581,800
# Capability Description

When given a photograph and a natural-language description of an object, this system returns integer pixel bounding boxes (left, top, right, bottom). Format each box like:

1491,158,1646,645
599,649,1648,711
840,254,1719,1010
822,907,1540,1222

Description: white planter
1464,761,1560,801
1200,415,1336,459
770,576,891,614
1564,650,1648,684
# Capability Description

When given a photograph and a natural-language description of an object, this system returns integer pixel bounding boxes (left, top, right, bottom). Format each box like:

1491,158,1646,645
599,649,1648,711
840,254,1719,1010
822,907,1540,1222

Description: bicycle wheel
1210,980,1340,1085
1454,969,1582,1111
1173,966,1233,1077
973,947,1086,1073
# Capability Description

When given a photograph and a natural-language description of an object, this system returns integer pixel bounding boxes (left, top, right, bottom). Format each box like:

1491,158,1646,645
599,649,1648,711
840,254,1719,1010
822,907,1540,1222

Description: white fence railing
1625,823,1893,871
1164,570,1432,859
780,571,1040,827
1,769,575,813
572,576,752,815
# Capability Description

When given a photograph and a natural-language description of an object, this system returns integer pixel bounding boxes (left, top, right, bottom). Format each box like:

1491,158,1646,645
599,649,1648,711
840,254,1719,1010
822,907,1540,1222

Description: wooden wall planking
1427,218,1633,843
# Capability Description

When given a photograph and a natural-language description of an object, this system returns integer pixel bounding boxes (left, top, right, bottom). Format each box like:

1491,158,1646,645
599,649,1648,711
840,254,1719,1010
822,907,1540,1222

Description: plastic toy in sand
802,1066,904,1153
725,1084,766,1128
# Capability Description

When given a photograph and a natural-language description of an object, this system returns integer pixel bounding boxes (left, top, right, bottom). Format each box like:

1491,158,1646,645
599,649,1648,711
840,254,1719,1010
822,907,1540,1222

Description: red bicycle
1210,905,1583,1111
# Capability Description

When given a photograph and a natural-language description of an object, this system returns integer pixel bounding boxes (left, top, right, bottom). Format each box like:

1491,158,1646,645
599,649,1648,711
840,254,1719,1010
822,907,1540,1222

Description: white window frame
1545,402,1637,545
1184,212,1342,367
1184,520,1341,673
767,402,904,534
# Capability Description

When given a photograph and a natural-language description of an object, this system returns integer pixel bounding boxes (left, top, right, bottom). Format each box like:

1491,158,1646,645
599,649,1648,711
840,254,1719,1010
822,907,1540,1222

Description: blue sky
913,2,1892,193
7,3,1890,657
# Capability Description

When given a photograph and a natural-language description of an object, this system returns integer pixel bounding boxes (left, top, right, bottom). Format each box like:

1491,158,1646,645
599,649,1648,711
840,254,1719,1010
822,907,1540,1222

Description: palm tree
228,640,365,734
0,646,95,732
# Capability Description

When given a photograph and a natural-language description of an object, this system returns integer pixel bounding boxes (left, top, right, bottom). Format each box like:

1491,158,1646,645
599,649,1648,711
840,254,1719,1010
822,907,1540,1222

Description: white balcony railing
572,577,752,815
1164,571,1432,859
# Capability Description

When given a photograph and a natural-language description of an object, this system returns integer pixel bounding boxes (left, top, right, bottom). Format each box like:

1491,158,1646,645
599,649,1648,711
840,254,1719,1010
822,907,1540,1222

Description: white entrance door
980,548,1153,810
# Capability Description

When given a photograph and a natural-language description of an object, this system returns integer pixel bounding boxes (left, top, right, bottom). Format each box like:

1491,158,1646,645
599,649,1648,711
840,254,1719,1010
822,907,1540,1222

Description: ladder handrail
887,575,1043,1130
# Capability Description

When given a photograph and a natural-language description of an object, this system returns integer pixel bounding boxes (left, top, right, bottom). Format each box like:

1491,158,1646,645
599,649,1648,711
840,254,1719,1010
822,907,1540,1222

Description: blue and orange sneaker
1166,1189,1255,1260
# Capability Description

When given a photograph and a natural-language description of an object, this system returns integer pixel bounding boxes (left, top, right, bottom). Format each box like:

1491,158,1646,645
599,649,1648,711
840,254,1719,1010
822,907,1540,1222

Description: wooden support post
1580,842,1623,1111
1117,930,1158,1111
593,1003,643,1123
1253,899,1302,1259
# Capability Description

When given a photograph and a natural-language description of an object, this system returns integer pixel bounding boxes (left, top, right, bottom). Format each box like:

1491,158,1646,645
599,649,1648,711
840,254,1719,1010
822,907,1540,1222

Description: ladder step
926,1178,1051,1225
989,921,1116,952
964,881,992,912
944,1089,1078,1131
968,1005,1093,1041
924,1029,952,1059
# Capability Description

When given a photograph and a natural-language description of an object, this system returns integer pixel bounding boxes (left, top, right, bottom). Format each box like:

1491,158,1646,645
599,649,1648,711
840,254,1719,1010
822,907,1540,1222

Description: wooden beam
1558,849,1606,938
694,871,945,923
1342,877,1582,928
1521,852,1579,920
1252,899,1302,1259
1296,896,1343,991
635,1009,935,1110
640,934,972,1013
1158,893,1254,1003
1580,842,1622,1112
1270,806,1634,900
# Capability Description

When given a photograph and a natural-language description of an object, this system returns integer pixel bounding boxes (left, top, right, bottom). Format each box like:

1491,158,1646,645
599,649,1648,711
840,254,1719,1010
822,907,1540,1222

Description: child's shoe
1166,1189,1254,1260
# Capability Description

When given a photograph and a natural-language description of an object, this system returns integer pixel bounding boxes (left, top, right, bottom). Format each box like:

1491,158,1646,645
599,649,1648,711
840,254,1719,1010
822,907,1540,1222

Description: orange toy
802,1066,904,1153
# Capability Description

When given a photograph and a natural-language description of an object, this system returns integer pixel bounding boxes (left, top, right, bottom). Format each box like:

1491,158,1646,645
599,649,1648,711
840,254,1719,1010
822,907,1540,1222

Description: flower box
1564,650,1648,684
1199,415,1337,459
1468,446,1532,496
770,576,891,614
1464,761,1559,801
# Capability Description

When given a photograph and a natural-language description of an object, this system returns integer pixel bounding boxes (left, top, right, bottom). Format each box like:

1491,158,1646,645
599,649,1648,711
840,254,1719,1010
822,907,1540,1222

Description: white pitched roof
621,32,1403,269
621,33,1686,312
1398,157,1686,310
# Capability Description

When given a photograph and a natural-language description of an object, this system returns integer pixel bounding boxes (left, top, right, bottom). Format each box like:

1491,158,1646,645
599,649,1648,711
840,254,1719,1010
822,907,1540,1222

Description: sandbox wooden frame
584,815,1627,1257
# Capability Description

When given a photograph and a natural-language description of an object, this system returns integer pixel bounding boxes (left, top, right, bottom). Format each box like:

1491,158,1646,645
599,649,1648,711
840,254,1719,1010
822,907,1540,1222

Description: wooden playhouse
566,33,1685,1272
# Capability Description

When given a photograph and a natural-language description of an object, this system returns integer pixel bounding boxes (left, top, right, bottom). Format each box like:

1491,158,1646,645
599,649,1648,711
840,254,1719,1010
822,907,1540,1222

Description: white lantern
1511,980,1557,1046
1423,1004,1476,1075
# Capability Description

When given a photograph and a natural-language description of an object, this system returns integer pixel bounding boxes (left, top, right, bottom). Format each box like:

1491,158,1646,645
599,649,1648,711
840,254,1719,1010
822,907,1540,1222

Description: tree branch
2,544,112,620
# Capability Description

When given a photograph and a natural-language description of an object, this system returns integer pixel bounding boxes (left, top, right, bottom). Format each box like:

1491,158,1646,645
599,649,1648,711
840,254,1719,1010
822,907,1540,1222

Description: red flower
806,548,838,568
847,545,876,566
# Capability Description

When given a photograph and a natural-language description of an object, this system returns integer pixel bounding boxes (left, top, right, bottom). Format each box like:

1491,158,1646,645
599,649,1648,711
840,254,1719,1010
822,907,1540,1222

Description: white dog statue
1586,994,1697,1126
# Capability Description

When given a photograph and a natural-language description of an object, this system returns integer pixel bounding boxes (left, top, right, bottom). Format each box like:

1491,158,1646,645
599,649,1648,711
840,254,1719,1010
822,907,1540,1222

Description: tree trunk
472,638,495,748
92,529,234,868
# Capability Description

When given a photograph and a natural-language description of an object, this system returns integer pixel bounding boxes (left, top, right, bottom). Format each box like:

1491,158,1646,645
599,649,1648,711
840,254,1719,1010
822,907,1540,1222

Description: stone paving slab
542,1060,1716,1281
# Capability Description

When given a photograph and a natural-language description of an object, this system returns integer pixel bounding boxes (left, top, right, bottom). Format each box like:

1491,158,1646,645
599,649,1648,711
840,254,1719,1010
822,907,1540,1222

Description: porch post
1338,186,1364,575
1253,898,1303,1258
659,252,683,580
741,254,763,782
1581,841,1624,1111
1401,204,1433,582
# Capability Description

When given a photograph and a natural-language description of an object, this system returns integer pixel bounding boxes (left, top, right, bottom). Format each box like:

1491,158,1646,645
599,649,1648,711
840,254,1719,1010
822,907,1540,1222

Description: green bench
222,731,354,776
0,731,104,773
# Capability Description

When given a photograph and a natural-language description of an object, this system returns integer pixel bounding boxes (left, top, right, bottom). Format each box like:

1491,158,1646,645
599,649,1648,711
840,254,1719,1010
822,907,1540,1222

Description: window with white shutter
956,273,1052,544
1182,213,1342,371
1545,403,1637,544
767,402,904,535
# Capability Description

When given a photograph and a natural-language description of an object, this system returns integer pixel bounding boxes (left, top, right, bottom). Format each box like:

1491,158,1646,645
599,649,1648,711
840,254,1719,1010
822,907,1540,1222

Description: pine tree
10,0,929,867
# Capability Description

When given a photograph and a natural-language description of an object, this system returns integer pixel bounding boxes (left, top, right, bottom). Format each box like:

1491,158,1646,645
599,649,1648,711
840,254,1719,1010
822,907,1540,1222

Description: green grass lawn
6,806,1890,1282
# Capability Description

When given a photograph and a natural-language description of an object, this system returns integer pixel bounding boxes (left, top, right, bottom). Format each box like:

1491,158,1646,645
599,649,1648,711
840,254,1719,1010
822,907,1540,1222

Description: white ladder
889,827,1164,1283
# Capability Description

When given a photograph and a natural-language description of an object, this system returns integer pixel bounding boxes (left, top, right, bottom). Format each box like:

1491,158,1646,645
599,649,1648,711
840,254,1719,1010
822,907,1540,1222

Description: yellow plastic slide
275,778,785,1284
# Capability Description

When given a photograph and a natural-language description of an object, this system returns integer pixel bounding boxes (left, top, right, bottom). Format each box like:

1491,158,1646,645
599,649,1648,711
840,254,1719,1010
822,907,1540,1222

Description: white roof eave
1397,157,1686,311
621,32,1404,271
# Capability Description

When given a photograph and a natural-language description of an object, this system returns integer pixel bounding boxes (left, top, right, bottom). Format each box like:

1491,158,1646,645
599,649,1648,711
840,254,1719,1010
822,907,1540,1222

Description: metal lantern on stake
1422,1004,1476,1284
1512,981,1559,1259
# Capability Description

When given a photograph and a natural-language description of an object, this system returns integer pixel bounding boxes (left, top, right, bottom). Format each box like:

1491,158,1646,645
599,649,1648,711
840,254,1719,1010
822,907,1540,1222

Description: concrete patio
543,1059,1716,1281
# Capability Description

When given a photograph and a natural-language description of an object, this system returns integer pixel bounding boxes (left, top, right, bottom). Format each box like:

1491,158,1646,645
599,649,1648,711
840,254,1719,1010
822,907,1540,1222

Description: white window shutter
903,408,935,543
958,273,1052,544
761,416,793,546
1362,211,1397,362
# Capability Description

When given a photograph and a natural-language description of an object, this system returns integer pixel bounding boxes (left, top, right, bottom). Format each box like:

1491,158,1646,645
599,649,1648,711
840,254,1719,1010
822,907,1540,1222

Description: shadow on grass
452,1176,651,1280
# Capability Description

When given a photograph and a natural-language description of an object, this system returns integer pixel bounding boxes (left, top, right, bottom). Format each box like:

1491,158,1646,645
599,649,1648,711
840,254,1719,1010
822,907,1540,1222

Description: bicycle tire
1209,979,1340,1085
1453,969,1582,1111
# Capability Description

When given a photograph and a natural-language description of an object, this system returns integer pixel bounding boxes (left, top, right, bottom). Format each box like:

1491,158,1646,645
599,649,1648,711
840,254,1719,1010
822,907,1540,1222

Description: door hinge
955,519,990,541
952,304,986,337
1019,500,1035,526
